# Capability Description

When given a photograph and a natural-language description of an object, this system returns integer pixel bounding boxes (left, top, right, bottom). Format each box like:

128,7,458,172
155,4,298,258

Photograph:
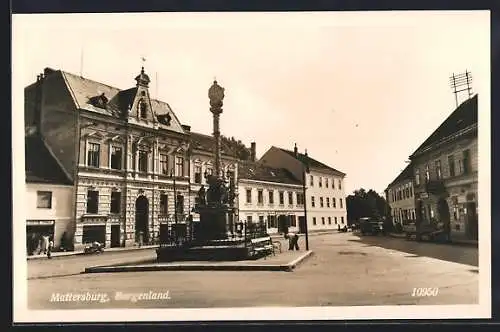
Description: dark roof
387,163,413,189
411,95,478,158
25,133,73,185
278,148,346,176
189,132,239,158
39,68,186,135
238,161,302,185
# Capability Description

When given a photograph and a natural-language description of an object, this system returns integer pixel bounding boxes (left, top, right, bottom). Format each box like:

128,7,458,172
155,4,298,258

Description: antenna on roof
450,70,473,108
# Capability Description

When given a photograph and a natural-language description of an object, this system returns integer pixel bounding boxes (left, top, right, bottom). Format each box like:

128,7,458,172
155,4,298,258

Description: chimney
294,143,298,157
44,67,55,77
250,142,256,162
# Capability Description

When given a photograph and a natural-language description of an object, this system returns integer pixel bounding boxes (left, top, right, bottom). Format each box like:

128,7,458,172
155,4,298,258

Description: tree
346,188,390,224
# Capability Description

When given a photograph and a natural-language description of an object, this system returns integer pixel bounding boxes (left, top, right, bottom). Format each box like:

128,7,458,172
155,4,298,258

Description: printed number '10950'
411,287,439,297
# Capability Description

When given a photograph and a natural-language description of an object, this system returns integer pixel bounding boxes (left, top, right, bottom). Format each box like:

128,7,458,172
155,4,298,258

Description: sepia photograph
12,10,491,322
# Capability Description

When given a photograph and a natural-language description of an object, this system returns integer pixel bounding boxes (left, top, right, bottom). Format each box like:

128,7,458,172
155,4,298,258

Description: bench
249,236,274,259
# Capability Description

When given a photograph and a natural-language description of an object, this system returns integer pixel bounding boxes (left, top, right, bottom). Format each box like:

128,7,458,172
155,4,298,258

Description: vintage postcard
12,11,491,322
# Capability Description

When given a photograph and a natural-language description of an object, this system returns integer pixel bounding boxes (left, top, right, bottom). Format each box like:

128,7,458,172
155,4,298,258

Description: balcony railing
424,179,446,195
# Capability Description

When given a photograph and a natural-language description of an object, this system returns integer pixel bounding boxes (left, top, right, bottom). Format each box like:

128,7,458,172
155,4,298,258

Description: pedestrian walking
47,237,54,259
284,232,300,251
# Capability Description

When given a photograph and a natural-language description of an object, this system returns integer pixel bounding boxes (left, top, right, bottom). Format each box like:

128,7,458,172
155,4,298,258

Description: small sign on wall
26,220,55,226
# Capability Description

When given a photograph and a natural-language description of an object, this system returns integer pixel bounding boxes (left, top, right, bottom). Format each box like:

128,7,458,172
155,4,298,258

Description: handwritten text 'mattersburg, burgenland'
50,291,171,303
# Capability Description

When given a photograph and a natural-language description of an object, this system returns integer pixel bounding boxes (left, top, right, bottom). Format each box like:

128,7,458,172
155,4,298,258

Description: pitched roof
189,132,239,158
278,148,346,176
411,94,478,158
238,161,302,185
41,68,186,134
386,163,413,189
25,133,73,185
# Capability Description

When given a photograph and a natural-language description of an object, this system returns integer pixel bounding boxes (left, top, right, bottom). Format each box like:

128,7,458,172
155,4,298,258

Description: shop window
82,225,106,245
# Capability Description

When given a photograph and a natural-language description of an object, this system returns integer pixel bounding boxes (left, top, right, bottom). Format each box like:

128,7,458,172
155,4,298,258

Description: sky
12,11,490,195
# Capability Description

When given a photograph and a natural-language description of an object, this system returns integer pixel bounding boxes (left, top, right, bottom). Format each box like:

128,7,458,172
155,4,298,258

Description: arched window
139,99,147,119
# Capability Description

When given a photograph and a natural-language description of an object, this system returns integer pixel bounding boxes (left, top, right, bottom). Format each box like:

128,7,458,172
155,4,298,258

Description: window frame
36,191,52,209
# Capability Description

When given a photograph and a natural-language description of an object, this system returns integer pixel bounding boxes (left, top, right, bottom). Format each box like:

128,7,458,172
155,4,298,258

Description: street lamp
170,169,178,245
302,149,310,251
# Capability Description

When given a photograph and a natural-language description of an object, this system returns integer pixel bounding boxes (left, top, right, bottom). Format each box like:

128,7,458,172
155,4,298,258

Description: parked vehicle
84,241,104,254
359,217,385,235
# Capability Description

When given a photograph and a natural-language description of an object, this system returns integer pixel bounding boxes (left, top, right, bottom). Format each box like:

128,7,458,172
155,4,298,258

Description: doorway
110,225,121,248
135,195,149,243
466,202,478,240
298,216,306,234
277,214,289,234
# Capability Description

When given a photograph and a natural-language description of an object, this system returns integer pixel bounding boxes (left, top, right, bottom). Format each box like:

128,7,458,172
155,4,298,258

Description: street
27,232,479,309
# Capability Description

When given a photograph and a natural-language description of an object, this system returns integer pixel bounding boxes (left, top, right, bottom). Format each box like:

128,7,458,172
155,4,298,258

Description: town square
13,10,489,321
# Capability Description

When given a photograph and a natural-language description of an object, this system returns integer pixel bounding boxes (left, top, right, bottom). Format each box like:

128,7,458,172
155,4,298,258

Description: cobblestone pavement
25,232,479,310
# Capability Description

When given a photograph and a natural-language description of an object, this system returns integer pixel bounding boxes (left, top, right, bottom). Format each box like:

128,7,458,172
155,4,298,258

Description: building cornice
238,178,303,189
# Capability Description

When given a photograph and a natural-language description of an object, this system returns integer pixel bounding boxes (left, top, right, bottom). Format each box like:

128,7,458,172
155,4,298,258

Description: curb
387,233,478,247
84,250,314,273
27,246,159,260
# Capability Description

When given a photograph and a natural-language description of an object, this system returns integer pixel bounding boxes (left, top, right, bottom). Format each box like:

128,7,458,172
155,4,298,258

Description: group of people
27,233,54,259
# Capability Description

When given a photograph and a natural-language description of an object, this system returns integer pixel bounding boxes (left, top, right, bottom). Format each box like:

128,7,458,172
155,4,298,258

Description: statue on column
197,185,207,205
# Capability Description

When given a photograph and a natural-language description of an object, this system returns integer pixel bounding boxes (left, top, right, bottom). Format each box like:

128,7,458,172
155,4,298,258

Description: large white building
259,144,347,232
25,129,74,254
237,160,303,234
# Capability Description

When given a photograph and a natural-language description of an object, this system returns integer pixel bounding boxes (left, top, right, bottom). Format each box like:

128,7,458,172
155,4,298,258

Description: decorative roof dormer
135,67,150,88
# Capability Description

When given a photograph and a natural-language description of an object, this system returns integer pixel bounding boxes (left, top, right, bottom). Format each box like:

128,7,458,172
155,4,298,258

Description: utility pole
449,70,473,108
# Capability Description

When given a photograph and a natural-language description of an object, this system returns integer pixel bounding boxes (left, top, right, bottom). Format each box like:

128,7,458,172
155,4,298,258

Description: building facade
385,163,416,231
25,130,74,253
25,67,255,250
237,161,303,234
259,144,347,232
410,95,478,241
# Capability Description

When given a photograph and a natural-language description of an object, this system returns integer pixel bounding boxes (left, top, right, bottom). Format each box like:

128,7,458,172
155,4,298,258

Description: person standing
284,232,300,251
40,234,49,255
47,237,54,259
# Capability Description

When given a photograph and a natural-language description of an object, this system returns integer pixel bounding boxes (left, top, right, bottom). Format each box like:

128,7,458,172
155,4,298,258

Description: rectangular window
194,165,202,183
176,194,184,214
335,217,338,224
463,149,471,174
36,191,52,208
328,217,332,224
87,143,100,167
175,156,184,176
160,154,169,175
279,191,285,205
290,215,297,227
415,169,421,186
338,179,342,190
267,215,277,228
424,164,430,182
326,197,330,208
435,160,442,179
206,167,213,176
322,217,325,225
320,197,324,208
332,178,335,189
269,190,274,204
246,189,252,204
340,198,343,209
86,190,99,214
319,177,322,187
160,194,168,215
138,150,148,172
311,196,315,207
341,216,345,224
312,217,317,225
333,197,336,208
257,190,264,204
259,215,265,226
448,155,456,177
409,185,413,197
110,191,121,214
288,192,293,205
246,215,253,224
110,146,122,170
310,175,314,186
325,178,329,188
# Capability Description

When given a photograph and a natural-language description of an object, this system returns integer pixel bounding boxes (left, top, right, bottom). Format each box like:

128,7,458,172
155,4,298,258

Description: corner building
25,67,195,250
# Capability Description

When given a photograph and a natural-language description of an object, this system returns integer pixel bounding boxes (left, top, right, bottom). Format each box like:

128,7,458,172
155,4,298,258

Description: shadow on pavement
348,235,478,267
